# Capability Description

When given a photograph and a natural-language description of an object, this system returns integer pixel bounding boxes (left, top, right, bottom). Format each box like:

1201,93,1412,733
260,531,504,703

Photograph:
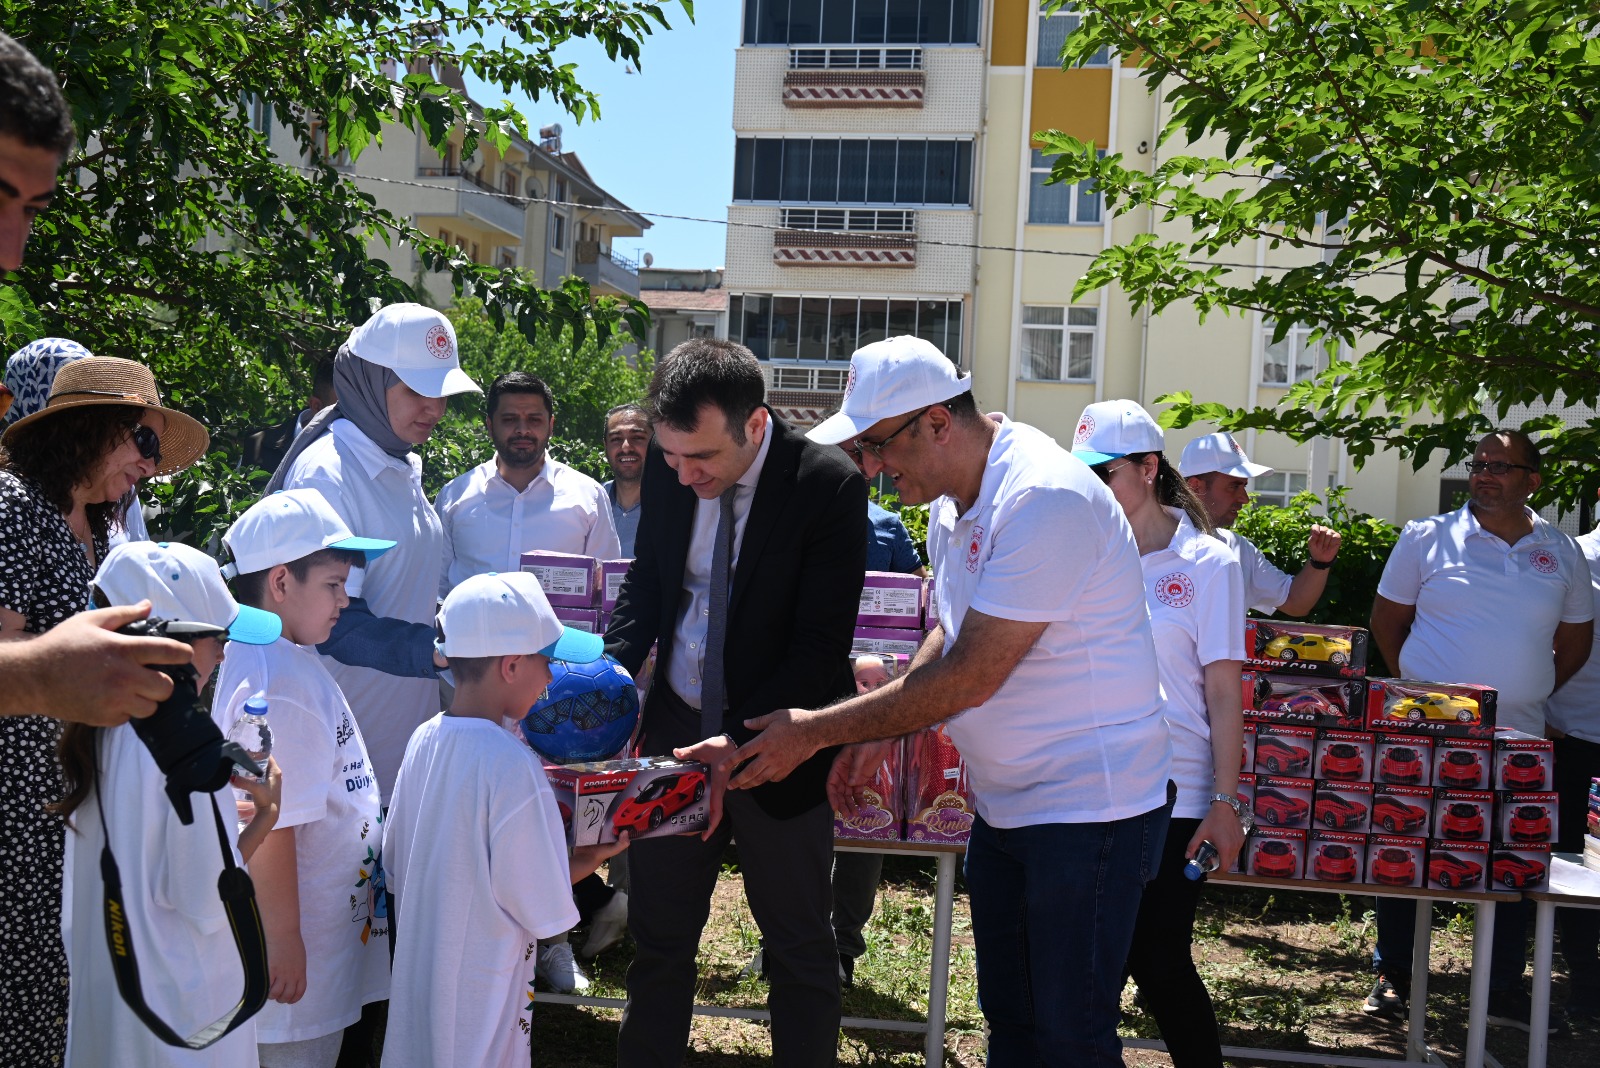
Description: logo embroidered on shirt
1529,548,1558,574
965,524,986,573
1074,415,1095,444
1154,572,1196,608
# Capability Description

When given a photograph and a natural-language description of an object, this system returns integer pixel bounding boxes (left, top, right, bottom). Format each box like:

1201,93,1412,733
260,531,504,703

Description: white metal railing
788,47,922,71
778,208,915,233
769,366,851,391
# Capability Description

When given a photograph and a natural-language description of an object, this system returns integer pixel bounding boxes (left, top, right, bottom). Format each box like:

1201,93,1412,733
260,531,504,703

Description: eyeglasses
131,424,162,464
1465,460,1536,476
1093,459,1135,483
854,408,930,463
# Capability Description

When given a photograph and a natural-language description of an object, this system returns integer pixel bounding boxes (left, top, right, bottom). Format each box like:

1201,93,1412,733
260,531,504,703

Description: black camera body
118,617,261,824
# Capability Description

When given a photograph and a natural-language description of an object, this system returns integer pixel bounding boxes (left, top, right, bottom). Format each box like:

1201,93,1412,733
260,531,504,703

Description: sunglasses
131,424,162,464
1093,459,1135,483
1465,460,1535,476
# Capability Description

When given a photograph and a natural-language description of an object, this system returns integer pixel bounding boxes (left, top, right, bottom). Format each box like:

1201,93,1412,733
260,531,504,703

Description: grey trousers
831,851,883,961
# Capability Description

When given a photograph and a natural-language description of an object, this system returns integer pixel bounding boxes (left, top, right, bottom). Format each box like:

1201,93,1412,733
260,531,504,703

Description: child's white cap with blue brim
222,488,396,577
94,541,282,646
439,571,604,663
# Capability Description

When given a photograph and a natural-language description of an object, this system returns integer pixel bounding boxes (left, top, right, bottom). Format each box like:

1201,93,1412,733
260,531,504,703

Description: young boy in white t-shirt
213,489,399,1068
382,571,628,1068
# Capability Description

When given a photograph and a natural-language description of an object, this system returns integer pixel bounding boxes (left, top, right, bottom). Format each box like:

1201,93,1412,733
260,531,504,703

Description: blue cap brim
329,535,397,564
228,604,283,646
540,627,605,664
1072,449,1123,466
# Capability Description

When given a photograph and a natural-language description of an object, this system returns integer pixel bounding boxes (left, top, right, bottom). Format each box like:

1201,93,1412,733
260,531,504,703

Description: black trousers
1555,734,1600,1005
1124,816,1224,1068
616,688,840,1068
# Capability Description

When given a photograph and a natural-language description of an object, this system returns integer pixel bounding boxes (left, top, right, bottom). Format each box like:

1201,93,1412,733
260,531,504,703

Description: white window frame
550,212,567,252
1019,305,1098,383
1028,148,1102,225
1036,4,1111,68
1250,471,1310,508
1259,319,1323,386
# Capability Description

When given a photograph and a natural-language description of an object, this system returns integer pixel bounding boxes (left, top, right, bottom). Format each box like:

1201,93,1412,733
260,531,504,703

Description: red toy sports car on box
1314,794,1368,830
1371,847,1418,886
1256,737,1312,775
612,770,707,834
1254,787,1310,826
1428,852,1484,890
1492,852,1547,889
1439,802,1486,841
1437,749,1485,788
1509,805,1553,842
1252,839,1300,878
1312,844,1359,882
1318,742,1366,781
1502,752,1547,790
1261,689,1340,718
1377,746,1424,785
1374,796,1429,834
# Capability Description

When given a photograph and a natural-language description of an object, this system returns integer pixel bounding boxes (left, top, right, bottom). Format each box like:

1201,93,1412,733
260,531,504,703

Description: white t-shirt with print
214,637,390,1042
62,727,256,1068
1216,529,1292,615
382,715,578,1068
929,415,1171,828
1378,504,1594,736
1143,510,1246,818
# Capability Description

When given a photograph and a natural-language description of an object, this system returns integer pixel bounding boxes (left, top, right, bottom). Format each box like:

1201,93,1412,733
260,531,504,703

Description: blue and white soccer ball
519,654,640,764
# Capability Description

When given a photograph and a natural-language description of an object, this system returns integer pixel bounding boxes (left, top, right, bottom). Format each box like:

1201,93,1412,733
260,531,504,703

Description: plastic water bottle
227,694,273,784
1184,840,1220,881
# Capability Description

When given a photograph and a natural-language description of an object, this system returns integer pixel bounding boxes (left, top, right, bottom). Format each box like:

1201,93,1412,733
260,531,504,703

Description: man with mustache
436,371,622,596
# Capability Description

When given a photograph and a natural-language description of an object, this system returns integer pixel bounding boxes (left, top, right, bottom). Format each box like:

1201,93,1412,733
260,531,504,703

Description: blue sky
462,6,739,271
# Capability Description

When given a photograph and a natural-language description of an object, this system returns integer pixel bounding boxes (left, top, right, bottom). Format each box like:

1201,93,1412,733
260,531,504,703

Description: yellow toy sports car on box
1389,692,1479,724
1262,632,1353,665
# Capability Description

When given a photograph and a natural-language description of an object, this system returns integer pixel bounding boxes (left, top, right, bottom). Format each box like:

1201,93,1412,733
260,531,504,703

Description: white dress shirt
665,426,773,710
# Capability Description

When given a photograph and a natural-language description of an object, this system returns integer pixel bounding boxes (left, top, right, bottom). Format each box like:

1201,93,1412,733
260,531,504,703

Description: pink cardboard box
833,738,903,841
520,551,599,608
903,726,973,844
600,559,632,613
857,571,925,629
545,756,709,846
553,607,600,633
852,627,924,658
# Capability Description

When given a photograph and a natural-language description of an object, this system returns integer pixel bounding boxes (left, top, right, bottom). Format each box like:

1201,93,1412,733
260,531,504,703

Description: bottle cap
244,694,269,716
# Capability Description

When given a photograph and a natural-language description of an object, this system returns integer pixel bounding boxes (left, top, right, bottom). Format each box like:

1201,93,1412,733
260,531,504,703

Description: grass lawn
532,851,1593,1067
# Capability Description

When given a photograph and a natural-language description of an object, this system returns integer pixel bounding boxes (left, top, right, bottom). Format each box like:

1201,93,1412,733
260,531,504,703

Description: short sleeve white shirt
1142,510,1246,818
1216,529,1293,615
1377,504,1594,736
62,727,256,1068
283,418,444,802
382,715,578,1068
435,457,621,595
1541,527,1600,743
928,415,1171,828
214,638,390,1042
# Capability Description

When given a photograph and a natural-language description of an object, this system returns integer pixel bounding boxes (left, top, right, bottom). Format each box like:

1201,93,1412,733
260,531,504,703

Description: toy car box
1245,620,1369,679
1372,784,1433,836
1432,789,1493,843
520,551,600,608
1375,734,1433,787
852,626,924,658
1242,672,1365,729
599,559,632,613
1308,830,1367,883
1494,731,1553,791
1254,775,1314,828
1246,827,1306,880
1497,792,1559,844
1363,679,1497,739
1433,738,1492,790
1313,780,1373,833
553,607,601,633
1426,841,1489,892
545,757,710,847
1366,834,1426,888
1241,724,1256,774
1236,773,1256,816
903,725,974,844
1490,842,1551,891
833,738,903,841
1315,730,1374,783
1253,724,1316,776
857,571,925,630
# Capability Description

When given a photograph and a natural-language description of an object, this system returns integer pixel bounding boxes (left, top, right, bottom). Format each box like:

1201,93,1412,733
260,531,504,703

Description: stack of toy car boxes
521,551,655,701
835,573,975,847
1240,621,1555,892
1586,778,1600,872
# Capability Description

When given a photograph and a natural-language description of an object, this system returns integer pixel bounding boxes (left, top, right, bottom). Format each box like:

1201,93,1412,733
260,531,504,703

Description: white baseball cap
806,335,971,445
94,542,282,646
223,489,396,577
1070,400,1164,466
1179,432,1273,479
439,571,605,662
347,303,481,399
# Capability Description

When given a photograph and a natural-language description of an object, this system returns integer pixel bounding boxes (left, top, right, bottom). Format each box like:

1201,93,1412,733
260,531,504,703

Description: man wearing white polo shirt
1366,430,1593,1030
719,336,1173,1067
436,371,621,596
1180,432,1341,616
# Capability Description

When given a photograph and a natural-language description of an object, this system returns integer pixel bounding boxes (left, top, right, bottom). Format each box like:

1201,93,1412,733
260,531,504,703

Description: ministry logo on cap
425,323,455,361
1074,414,1095,444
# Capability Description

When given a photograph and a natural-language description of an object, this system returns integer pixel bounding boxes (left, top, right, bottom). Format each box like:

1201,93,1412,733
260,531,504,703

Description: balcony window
734,137,973,207
743,0,980,45
1020,306,1097,382
1260,320,1326,386
1028,149,1102,225
550,213,566,252
1036,4,1110,68
1251,471,1309,508
730,294,963,365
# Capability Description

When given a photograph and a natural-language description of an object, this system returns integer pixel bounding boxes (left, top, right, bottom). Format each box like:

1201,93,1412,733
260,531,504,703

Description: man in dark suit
604,338,866,1068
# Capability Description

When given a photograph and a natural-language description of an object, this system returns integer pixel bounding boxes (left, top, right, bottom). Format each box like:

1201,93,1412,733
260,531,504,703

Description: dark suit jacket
605,411,867,819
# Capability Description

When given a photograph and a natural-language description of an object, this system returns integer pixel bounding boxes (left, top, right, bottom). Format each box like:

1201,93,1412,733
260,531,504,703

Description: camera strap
95,788,270,1048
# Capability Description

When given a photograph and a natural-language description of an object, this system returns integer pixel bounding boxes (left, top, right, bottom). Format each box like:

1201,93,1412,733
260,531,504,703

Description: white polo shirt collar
330,417,418,480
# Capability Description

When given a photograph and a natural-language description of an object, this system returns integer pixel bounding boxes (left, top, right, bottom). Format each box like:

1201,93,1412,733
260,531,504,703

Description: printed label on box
1432,790,1493,843
1494,731,1553,791
1246,827,1306,880
545,757,708,846
1433,739,1492,790
1426,840,1489,891
1367,835,1426,887
1253,725,1316,777
1308,830,1367,883
1497,792,1559,844
1255,775,1314,829
1490,842,1551,890
1313,780,1373,833
1373,784,1434,837
1245,621,1369,679
1364,678,1497,739
1315,730,1374,783
1375,734,1433,787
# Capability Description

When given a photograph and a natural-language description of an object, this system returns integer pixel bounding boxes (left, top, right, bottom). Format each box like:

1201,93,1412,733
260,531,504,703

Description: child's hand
569,832,629,883
266,929,308,1004
233,757,281,863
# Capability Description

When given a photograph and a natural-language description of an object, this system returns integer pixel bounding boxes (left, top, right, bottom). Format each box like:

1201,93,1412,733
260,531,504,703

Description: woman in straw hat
0,355,207,1063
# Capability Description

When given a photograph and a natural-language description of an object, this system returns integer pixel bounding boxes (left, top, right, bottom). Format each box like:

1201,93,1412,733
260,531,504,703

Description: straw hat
1,357,209,476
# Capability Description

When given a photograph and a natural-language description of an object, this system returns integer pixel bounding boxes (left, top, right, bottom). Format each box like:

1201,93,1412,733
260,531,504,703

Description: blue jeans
1373,896,1529,992
966,802,1171,1068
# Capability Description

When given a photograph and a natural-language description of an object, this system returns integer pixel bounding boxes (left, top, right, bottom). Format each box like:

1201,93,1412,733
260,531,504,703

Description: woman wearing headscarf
267,303,480,804
0,356,208,1064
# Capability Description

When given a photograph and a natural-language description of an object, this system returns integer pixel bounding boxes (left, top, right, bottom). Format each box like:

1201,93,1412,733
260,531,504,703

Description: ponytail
54,722,100,822
1154,454,1214,536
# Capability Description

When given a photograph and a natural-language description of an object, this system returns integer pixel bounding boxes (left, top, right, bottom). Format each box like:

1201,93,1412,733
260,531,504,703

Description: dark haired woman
1072,399,1248,1068
0,355,206,1062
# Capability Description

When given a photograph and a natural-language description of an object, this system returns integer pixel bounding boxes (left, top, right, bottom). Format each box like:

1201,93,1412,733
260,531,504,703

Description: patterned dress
0,471,103,1066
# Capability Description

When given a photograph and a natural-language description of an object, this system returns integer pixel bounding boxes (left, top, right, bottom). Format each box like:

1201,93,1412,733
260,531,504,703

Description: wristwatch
1309,557,1334,570
1210,791,1255,833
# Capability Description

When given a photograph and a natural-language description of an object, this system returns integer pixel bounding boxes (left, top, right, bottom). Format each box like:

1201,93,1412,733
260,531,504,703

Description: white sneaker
581,890,629,959
536,942,590,993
